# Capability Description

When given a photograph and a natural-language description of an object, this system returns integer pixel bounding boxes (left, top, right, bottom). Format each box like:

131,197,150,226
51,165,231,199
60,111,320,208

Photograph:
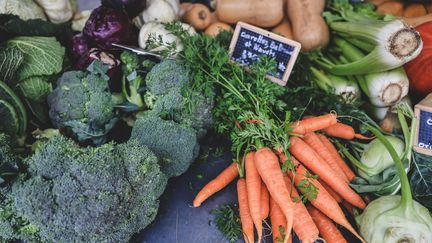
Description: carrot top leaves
211,204,242,243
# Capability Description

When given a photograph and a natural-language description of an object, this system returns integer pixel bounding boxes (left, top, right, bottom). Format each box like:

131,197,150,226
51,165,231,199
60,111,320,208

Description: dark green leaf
0,14,72,44
0,47,24,84
410,152,432,210
0,100,19,137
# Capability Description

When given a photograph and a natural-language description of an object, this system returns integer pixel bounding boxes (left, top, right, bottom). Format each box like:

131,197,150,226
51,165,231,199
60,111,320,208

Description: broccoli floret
0,186,41,243
47,67,118,145
144,59,214,138
145,59,190,95
9,135,167,243
131,115,200,178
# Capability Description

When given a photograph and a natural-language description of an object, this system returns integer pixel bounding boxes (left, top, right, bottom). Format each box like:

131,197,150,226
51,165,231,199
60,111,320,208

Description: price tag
228,22,301,86
414,93,432,156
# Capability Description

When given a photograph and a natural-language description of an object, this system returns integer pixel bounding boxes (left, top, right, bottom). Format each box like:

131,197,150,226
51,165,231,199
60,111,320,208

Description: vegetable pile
0,0,432,242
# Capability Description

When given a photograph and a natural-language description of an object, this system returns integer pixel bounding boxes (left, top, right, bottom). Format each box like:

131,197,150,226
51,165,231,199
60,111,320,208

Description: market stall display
0,0,431,242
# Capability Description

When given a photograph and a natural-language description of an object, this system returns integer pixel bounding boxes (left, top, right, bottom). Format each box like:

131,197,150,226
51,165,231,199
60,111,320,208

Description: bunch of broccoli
47,61,118,146
127,58,214,178
0,135,167,243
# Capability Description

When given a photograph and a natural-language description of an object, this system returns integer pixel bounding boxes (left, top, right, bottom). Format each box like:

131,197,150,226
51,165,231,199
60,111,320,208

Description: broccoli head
145,59,214,138
9,135,167,243
131,115,200,178
47,68,118,145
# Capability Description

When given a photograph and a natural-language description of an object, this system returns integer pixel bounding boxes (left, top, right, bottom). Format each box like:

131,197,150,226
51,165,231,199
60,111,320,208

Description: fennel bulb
327,19,422,75
360,67,409,107
310,67,360,104
356,108,432,243
358,136,405,177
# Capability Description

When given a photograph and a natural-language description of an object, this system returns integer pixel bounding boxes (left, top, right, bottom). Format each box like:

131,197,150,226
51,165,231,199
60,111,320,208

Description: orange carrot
283,175,319,243
322,122,373,140
319,179,342,203
260,183,270,219
303,132,348,182
245,152,263,242
308,206,348,243
404,3,427,18
317,134,356,182
377,1,404,16
270,197,289,243
193,162,239,207
237,178,254,243
289,137,366,209
282,155,364,242
254,147,293,243
290,113,337,135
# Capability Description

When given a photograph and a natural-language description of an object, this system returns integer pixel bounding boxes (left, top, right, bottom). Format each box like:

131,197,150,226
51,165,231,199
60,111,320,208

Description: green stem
310,67,332,92
365,124,413,209
336,142,372,172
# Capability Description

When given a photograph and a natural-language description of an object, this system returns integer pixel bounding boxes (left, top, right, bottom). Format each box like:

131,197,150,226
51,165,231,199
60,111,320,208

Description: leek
310,67,360,104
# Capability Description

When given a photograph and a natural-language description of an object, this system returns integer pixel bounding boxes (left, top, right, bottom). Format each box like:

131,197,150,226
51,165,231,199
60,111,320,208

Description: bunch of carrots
193,113,371,243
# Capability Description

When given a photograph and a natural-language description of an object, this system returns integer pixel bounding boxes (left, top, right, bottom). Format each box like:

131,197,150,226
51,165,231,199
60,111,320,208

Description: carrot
254,147,293,243
376,1,404,16
290,113,337,135
245,152,262,242
237,178,254,243
319,179,342,203
308,206,348,243
303,132,348,182
270,197,289,243
404,3,427,18
281,154,364,242
260,183,269,219
317,134,356,182
289,137,366,209
322,122,374,140
283,175,319,243
193,162,239,207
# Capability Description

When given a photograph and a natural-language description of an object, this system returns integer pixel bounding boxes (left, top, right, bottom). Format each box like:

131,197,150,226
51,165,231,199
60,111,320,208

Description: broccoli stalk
120,51,145,108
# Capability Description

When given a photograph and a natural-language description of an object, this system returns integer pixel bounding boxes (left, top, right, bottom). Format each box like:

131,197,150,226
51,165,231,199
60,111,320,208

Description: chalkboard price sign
414,93,432,156
228,22,301,86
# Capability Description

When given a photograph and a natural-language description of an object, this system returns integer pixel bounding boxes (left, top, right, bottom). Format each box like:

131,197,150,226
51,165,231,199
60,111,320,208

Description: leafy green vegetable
211,204,242,243
0,46,24,83
0,100,18,138
0,81,27,145
0,14,72,43
18,76,52,103
6,36,65,81
410,152,432,210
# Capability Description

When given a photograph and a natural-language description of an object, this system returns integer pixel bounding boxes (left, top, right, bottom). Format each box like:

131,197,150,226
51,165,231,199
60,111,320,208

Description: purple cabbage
70,33,90,61
83,6,131,49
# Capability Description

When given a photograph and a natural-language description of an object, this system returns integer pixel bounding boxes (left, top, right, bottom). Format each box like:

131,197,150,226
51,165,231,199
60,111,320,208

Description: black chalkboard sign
228,22,301,86
414,94,432,156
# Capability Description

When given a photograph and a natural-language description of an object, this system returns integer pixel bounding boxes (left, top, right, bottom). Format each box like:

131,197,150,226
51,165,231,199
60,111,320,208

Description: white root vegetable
138,22,195,56
72,10,91,32
35,0,74,24
0,0,47,20
133,0,179,28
